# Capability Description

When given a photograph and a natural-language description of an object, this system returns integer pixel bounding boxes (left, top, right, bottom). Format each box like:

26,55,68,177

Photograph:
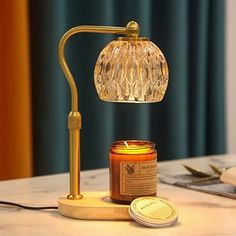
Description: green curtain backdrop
29,0,225,175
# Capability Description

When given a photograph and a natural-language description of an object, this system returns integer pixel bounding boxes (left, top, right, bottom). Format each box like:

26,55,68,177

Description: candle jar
109,140,157,204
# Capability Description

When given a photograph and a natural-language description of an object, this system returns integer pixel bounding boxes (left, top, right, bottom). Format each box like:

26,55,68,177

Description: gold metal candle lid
129,197,178,227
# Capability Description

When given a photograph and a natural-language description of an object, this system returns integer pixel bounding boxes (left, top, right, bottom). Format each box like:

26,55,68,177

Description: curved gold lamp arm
58,21,140,200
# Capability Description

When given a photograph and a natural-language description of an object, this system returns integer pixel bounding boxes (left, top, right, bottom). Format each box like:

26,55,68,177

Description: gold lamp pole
58,21,168,220
58,21,140,200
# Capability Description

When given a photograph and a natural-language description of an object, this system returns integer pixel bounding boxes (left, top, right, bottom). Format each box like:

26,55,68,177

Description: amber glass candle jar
109,140,157,204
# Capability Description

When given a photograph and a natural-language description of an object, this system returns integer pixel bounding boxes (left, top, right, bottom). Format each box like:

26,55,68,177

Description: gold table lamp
58,21,168,220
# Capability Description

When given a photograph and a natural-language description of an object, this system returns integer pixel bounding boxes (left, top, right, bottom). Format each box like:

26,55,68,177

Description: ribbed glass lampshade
94,37,168,103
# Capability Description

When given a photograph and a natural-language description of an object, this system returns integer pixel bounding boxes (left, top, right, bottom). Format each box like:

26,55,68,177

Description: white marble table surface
1,154,236,236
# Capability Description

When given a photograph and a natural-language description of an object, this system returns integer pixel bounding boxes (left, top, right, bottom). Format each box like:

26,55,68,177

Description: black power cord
0,201,58,210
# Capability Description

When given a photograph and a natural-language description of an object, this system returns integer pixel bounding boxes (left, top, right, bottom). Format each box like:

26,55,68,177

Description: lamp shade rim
116,37,149,41
97,97,164,103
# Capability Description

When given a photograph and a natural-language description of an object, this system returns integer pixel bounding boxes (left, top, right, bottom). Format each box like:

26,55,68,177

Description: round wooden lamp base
58,191,131,220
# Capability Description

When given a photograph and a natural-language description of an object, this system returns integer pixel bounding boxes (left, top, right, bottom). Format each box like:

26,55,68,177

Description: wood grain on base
58,192,131,220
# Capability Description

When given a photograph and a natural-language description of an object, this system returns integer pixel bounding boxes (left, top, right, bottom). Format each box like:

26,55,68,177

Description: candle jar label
120,160,157,195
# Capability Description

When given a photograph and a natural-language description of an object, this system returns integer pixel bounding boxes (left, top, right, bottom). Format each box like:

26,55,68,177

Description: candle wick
124,141,129,148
